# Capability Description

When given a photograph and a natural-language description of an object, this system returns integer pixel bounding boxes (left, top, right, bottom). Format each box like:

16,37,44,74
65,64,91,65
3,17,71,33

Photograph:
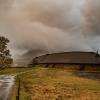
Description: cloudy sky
0,0,100,64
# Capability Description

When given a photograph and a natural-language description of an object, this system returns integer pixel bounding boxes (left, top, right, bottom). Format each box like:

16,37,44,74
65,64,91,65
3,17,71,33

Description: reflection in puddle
75,72,100,80
0,75,15,100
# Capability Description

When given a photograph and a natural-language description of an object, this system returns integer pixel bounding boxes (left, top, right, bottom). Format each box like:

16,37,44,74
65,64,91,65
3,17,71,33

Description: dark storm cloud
83,0,100,35
0,0,100,65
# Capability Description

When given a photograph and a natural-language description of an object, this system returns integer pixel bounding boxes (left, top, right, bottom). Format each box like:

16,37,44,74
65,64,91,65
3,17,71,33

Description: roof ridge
47,51,96,55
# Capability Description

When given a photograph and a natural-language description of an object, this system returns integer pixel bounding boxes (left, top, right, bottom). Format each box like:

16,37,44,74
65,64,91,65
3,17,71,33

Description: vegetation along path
11,67,100,100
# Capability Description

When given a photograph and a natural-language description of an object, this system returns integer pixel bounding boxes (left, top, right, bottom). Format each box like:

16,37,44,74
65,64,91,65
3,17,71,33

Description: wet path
0,75,15,100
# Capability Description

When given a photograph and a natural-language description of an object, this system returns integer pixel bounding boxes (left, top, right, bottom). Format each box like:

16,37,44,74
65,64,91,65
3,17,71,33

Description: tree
0,36,13,67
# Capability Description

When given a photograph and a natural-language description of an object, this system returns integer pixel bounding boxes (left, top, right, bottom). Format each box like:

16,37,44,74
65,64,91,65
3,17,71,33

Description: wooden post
16,76,20,100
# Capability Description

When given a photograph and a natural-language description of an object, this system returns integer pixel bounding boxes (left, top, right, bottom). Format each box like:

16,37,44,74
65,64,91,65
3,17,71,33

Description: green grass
11,75,32,100
11,67,100,100
0,67,34,75
10,76,19,100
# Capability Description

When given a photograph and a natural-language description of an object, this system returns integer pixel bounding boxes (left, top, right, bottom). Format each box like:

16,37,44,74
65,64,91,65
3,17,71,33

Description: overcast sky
0,0,100,62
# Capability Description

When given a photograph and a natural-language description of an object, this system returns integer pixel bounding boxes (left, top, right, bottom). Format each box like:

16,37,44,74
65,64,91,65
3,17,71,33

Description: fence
16,76,20,100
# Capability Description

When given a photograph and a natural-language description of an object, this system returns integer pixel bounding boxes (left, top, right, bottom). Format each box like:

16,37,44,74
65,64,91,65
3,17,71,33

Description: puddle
74,72,100,80
0,75,15,100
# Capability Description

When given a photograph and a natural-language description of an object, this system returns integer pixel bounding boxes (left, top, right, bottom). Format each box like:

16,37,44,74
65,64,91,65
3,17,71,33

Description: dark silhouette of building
29,51,100,70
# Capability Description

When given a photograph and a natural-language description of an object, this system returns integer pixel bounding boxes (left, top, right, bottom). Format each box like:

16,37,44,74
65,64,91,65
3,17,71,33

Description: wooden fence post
16,76,20,100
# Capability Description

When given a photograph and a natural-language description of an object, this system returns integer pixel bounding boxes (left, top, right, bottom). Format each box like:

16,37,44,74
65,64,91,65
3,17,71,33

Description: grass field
10,67,100,100
0,67,34,75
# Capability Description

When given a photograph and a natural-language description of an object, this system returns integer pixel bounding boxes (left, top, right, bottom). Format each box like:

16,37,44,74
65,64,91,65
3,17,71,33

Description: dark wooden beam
52,64,56,68
45,64,49,67
80,65,85,71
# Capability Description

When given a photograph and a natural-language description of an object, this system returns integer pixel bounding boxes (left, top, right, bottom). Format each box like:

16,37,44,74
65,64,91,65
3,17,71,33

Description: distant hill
14,49,48,66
